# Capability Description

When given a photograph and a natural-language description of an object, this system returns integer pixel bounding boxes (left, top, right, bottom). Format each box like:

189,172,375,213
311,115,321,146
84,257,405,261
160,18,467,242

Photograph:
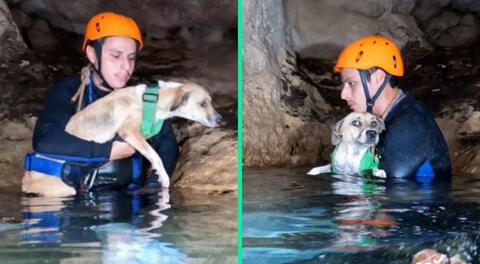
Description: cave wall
6,0,237,52
0,0,25,61
243,0,331,167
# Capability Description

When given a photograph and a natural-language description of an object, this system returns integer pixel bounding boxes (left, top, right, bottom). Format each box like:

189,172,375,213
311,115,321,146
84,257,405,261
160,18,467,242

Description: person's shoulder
48,76,81,95
51,76,81,89
388,94,432,124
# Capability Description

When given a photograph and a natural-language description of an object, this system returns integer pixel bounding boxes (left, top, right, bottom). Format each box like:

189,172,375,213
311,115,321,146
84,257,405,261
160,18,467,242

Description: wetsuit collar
381,89,405,120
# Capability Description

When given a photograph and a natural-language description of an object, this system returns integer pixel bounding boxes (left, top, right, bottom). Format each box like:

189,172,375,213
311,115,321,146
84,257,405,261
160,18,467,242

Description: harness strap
140,85,164,139
24,153,65,177
359,70,391,113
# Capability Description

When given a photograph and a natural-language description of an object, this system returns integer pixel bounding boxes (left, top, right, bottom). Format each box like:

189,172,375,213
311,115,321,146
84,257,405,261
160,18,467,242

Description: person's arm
32,77,113,159
147,120,179,177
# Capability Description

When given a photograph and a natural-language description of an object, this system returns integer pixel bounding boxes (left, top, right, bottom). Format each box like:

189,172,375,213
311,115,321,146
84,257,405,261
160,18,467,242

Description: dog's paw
307,165,331,175
307,167,322,175
372,168,386,178
154,170,170,189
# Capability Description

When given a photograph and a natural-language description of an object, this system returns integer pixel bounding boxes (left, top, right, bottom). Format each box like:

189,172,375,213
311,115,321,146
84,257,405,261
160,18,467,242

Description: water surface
243,167,480,264
0,188,236,263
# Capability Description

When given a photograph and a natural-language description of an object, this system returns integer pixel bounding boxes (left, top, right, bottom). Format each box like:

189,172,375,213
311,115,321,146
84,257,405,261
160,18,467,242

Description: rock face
283,0,428,60
0,117,35,189
0,0,26,61
7,0,236,52
172,126,237,192
243,0,332,167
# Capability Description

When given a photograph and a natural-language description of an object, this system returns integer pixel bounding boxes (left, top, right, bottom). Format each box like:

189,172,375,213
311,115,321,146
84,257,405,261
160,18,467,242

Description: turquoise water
0,189,236,263
243,167,480,264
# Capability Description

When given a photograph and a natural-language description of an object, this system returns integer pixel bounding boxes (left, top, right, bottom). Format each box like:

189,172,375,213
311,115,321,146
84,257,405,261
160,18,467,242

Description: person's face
340,68,368,112
88,36,137,89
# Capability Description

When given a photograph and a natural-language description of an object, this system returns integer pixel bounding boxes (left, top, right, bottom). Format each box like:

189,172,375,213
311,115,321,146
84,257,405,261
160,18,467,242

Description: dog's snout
366,130,377,139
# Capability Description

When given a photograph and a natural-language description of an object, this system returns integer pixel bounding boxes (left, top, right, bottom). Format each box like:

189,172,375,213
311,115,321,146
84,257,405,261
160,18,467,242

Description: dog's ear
376,116,385,131
170,89,191,111
331,118,344,145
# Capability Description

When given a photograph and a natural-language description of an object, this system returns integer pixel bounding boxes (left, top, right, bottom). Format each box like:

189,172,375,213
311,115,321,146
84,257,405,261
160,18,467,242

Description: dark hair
365,67,399,87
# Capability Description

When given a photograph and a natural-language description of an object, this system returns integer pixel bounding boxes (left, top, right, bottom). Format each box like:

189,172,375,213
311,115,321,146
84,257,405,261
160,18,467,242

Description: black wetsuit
378,93,451,179
32,76,179,189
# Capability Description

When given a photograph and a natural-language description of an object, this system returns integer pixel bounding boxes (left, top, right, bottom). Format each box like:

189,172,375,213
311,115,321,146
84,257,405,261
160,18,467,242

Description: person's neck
372,86,399,118
92,72,116,91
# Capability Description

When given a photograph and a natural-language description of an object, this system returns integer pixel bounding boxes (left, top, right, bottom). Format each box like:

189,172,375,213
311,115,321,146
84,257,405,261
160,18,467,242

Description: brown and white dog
307,112,386,177
22,81,222,197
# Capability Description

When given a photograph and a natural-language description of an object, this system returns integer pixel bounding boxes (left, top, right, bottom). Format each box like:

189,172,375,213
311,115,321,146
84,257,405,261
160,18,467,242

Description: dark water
0,189,236,263
243,167,480,264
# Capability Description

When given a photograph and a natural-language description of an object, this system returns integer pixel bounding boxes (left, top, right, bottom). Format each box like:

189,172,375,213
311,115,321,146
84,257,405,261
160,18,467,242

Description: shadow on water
0,188,236,263
243,167,480,264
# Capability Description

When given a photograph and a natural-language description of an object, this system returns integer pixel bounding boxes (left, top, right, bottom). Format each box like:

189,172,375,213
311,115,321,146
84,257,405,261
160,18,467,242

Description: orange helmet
82,12,143,51
334,35,404,76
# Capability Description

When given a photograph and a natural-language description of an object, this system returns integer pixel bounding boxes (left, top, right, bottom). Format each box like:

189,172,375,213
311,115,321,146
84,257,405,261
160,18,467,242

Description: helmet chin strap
92,41,114,91
359,70,391,113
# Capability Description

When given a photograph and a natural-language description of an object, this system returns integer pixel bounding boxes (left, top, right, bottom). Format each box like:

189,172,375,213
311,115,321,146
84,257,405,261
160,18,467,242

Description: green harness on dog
331,146,380,175
140,85,164,139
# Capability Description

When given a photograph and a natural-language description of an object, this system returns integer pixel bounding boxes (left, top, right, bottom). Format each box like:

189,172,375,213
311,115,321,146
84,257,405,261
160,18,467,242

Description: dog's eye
352,120,361,127
200,101,208,108
371,121,377,128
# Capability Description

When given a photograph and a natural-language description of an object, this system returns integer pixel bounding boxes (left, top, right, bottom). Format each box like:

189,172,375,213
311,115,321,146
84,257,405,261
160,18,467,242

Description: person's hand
110,140,135,160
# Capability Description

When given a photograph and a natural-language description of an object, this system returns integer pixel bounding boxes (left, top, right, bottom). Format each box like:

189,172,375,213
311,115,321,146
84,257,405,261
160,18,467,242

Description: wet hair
364,67,399,88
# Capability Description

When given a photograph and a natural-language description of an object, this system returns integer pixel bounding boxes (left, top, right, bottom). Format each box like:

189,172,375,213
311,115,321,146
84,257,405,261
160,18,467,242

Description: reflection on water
0,188,236,263
243,167,480,264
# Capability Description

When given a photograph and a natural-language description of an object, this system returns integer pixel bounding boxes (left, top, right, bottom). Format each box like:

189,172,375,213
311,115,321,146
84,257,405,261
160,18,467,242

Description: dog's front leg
307,164,332,175
372,168,386,178
120,129,170,188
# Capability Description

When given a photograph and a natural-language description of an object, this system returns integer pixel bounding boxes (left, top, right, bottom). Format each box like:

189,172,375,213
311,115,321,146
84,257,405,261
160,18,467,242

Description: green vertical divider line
237,0,243,263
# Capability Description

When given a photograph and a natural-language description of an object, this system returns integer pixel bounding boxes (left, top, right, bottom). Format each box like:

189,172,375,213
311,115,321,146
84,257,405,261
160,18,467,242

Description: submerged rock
172,127,237,192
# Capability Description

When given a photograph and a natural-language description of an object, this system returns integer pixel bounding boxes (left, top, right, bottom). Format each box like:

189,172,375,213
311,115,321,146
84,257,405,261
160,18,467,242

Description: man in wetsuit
26,12,179,193
334,35,451,179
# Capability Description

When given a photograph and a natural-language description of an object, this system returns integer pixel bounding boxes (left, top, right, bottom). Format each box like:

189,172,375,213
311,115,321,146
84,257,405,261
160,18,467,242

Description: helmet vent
95,22,100,32
373,40,376,44
385,42,389,45
392,55,397,68
355,51,364,63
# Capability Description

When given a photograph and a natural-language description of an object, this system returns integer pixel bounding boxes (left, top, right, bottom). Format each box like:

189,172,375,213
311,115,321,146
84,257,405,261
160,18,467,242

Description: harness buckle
142,93,158,103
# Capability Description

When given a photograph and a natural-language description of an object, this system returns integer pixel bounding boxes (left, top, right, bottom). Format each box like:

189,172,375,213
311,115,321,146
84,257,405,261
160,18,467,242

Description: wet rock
343,0,388,18
0,118,34,188
392,0,416,15
243,0,333,166
412,0,451,28
10,0,236,49
172,128,237,192
0,0,27,61
451,0,480,13
283,0,429,60
27,18,58,51
425,11,480,47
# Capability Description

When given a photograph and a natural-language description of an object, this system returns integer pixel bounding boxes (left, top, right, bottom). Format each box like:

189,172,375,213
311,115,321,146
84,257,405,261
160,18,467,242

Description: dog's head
332,112,385,147
160,81,223,128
